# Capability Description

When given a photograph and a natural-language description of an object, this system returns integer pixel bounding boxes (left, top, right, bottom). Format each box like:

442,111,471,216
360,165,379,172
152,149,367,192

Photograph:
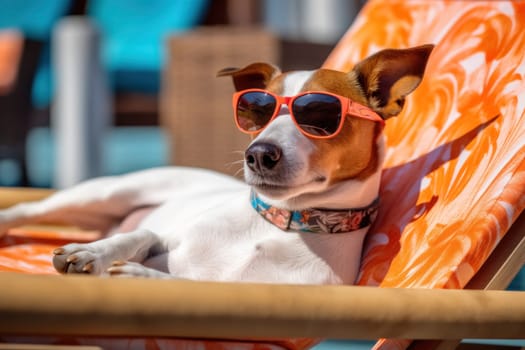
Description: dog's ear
352,44,434,119
217,63,281,91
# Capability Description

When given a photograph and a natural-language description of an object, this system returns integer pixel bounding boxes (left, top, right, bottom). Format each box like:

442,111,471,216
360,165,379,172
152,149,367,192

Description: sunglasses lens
292,94,342,137
236,92,277,132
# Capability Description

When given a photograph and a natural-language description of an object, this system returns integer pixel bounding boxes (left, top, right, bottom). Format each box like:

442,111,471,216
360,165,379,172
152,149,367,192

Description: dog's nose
245,142,282,174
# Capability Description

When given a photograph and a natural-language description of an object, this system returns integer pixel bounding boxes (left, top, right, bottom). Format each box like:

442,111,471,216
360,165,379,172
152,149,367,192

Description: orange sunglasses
232,89,384,139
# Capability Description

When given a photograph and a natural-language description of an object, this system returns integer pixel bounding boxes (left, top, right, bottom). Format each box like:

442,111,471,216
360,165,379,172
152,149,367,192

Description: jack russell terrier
0,45,433,285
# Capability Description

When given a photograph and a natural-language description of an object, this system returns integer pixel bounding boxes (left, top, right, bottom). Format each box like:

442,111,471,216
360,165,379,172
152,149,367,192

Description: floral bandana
250,190,379,234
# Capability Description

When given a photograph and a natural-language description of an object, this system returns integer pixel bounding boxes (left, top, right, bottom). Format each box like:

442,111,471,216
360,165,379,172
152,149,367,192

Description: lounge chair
1,0,524,349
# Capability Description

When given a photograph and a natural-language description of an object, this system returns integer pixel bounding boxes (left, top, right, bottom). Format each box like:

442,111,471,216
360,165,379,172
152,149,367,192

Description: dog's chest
137,187,355,284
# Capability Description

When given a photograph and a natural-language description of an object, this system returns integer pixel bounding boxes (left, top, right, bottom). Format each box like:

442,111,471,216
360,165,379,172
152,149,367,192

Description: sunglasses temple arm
347,100,385,125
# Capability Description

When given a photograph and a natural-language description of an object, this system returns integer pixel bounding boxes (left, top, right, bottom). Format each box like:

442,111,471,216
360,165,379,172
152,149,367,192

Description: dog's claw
82,262,93,273
107,261,127,275
107,265,127,276
53,247,65,255
66,255,78,263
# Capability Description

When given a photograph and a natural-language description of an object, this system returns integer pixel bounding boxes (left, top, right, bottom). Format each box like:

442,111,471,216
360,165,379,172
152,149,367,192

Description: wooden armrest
0,187,54,209
0,273,523,340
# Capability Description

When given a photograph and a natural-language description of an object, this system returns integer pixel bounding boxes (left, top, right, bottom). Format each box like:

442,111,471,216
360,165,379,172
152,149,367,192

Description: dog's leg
0,169,178,234
0,167,240,235
52,228,163,275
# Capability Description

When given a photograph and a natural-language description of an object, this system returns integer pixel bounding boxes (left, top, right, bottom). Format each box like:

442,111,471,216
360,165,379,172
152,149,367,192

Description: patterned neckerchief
250,190,379,234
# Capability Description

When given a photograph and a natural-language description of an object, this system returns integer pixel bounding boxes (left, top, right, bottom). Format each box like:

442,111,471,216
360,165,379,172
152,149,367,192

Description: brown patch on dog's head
288,69,381,183
297,45,433,183
309,114,383,185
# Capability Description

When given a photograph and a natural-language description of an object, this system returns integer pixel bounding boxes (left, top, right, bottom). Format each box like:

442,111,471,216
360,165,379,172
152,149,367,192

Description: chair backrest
324,0,525,291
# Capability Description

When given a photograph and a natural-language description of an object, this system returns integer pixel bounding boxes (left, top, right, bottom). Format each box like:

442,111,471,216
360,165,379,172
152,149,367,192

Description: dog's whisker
230,160,245,166
225,150,245,174
234,166,245,178
224,159,245,178
225,159,244,170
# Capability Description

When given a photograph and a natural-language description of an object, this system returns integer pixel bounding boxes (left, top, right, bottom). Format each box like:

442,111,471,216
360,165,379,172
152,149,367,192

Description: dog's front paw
52,243,109,275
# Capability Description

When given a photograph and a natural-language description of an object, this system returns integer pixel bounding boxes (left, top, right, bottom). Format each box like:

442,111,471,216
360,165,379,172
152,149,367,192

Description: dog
0,45,433,285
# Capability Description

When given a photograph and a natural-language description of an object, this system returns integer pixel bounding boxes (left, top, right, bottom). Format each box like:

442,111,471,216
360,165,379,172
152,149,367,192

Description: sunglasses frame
232,88,385,139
